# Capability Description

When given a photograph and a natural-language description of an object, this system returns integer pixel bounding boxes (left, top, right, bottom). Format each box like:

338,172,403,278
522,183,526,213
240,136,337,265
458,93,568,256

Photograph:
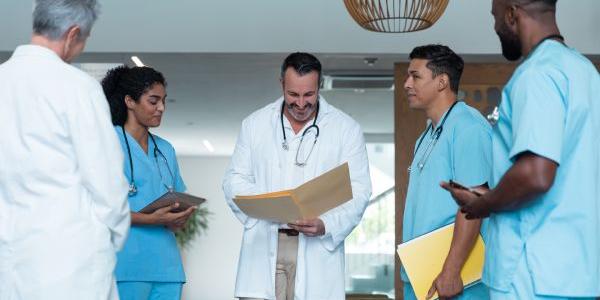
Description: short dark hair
280,52,322,84
511,0,557,7
101,66,166,126
409,44,464,94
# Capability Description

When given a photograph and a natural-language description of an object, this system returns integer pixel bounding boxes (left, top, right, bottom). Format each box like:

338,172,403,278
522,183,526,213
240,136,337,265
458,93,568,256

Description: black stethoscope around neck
410,101,459,172
122,126,175,196
280,100,320,167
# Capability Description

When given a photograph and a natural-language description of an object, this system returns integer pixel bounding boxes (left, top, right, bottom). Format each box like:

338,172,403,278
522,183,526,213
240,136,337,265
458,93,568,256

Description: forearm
443,211,481,273
131,212,157,225
482,153,557,213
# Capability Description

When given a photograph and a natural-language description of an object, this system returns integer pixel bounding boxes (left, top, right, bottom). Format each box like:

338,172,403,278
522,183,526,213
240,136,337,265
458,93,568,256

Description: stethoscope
280,100,320,167
409,101,459,173
122,127,175,196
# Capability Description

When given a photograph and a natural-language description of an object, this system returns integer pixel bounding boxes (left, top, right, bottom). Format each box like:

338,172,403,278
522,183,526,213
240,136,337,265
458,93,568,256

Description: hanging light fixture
344,0,449,33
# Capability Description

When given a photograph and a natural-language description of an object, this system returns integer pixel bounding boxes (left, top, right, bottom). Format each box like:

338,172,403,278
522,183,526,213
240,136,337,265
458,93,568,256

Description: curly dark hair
409,44,464,94
101,65,166,126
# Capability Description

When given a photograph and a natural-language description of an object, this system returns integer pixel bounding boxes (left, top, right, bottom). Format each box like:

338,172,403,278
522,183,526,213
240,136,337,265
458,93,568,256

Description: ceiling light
131,56,145,67
203,140,215,153
344,0,449,33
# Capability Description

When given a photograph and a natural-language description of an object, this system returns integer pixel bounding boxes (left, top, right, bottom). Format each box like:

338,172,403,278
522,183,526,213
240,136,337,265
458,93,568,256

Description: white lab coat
223,97,372,300
0,45,130,300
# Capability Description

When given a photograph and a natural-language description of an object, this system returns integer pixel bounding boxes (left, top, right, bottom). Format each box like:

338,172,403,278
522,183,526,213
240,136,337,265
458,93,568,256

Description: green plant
175,206,211,248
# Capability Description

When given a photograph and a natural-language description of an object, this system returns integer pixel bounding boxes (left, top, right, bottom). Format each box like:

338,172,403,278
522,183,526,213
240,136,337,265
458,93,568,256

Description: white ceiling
1,1,598,156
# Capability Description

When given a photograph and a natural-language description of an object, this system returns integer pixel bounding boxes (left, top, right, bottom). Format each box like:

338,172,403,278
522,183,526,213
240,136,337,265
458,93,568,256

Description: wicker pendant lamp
344,0,449,33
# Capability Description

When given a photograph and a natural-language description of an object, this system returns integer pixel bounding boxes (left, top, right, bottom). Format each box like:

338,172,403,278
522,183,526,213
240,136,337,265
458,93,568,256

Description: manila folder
233,162,353,223
396,223,485,300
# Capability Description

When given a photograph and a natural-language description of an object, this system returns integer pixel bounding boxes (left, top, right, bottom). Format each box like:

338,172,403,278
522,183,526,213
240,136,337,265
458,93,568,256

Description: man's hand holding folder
288,219,326,237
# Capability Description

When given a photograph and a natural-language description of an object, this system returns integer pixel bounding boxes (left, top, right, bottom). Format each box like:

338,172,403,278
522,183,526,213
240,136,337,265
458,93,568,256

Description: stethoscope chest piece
128,183,137,196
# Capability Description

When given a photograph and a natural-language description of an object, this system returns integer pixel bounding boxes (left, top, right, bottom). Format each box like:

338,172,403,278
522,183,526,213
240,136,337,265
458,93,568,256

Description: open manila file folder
397,223,485,300
233,162,353,223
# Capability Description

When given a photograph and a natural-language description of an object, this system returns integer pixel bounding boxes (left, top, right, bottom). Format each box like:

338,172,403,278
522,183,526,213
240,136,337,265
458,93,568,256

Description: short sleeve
508,68,566,164
453,122,492,186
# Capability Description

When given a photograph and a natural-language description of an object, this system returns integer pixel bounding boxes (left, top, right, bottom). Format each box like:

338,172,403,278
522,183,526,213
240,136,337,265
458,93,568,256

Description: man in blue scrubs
443,0,600,299
402,45,491,300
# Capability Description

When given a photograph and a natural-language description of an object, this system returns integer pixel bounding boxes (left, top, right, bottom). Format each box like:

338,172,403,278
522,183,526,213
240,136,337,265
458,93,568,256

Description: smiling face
281,67,320,124
404,58,442,111
125,83,167,128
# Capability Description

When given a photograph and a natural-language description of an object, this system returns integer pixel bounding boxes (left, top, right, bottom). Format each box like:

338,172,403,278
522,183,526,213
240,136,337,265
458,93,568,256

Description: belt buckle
278,228,299,236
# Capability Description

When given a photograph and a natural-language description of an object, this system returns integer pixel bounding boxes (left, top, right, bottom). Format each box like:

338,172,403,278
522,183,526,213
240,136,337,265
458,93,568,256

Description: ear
438,74,449,92
63,26,81,54
124,95,137,109
506,4,518,26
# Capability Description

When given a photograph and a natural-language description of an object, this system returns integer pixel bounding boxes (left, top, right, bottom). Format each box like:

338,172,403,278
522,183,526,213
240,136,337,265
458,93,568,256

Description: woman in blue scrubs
102,66,195,300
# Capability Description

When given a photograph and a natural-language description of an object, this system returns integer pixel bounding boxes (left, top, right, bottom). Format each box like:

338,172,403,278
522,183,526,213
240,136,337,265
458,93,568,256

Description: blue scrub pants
117,282,183,300
403,281,489,300
489,255,595,300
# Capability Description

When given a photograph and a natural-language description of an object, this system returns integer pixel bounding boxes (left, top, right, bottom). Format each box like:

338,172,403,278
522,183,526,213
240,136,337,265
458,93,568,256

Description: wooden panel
393,62,516,300
393,62,423,300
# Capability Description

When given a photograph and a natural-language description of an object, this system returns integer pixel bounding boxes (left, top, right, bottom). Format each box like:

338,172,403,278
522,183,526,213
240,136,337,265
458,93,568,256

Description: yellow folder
397,223,485,300
233,162,353,223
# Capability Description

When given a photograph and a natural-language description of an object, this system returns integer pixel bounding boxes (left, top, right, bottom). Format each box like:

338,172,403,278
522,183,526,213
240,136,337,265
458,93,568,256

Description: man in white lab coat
223,52,372,300
0,1,130,299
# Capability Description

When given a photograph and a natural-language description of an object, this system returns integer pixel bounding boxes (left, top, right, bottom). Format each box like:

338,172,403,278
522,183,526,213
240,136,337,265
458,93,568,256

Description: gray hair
33,0,100,40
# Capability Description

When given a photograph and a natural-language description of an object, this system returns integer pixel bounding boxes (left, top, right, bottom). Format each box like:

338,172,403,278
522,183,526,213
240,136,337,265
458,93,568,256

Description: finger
156,202,180,214
440,181,452,191
291,220,311,227
182,206,196,216
426,282,437,299
170,208,192,219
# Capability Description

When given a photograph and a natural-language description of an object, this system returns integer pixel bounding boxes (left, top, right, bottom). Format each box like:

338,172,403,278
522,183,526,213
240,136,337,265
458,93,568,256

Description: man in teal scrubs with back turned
443,0,600,299
401,44,491,300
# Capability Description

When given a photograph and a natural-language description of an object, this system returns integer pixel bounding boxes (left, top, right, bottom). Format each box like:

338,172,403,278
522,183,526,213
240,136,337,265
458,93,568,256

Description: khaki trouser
240,231,299,300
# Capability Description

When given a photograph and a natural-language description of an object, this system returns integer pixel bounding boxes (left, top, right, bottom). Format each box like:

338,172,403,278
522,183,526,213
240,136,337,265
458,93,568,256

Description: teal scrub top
114,126,187,282
401,101,492,292
484,40,600,297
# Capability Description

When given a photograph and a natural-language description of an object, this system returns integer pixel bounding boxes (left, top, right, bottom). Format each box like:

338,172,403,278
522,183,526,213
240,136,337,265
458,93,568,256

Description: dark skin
442,152,557,219
442,0,561,219
491,0,562,60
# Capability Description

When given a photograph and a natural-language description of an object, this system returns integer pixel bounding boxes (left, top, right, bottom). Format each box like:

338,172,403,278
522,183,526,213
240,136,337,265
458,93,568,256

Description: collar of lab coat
12,44,63,62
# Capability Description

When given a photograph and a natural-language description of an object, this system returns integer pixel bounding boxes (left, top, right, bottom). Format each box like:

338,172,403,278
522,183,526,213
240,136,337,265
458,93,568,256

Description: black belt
278,228,299,236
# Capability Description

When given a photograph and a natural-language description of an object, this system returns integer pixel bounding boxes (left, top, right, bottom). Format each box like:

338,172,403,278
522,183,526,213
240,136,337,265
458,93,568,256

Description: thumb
426,282,437,299
157,202,179,214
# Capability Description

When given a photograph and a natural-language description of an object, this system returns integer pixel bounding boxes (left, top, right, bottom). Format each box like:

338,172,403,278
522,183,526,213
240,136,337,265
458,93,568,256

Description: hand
288,218,325,237
150,203,196,226
426,268,464,300
168,206,196,229
440,181,491,219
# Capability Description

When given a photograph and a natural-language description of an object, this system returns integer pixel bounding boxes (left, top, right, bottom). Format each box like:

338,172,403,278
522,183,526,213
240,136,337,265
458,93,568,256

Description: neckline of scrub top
120,126,157,158
430,101,464,134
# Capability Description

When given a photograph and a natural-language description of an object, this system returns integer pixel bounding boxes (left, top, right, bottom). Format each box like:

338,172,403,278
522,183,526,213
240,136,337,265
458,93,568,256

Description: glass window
345,143,395,298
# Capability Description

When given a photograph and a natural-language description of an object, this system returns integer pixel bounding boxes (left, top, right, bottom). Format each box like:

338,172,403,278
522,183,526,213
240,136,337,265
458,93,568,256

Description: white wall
177,156,241,300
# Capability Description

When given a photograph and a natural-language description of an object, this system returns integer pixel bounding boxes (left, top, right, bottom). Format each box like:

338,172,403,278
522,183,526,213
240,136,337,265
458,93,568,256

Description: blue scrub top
114,126,187,282
484,40,600,296
401,101,492,290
